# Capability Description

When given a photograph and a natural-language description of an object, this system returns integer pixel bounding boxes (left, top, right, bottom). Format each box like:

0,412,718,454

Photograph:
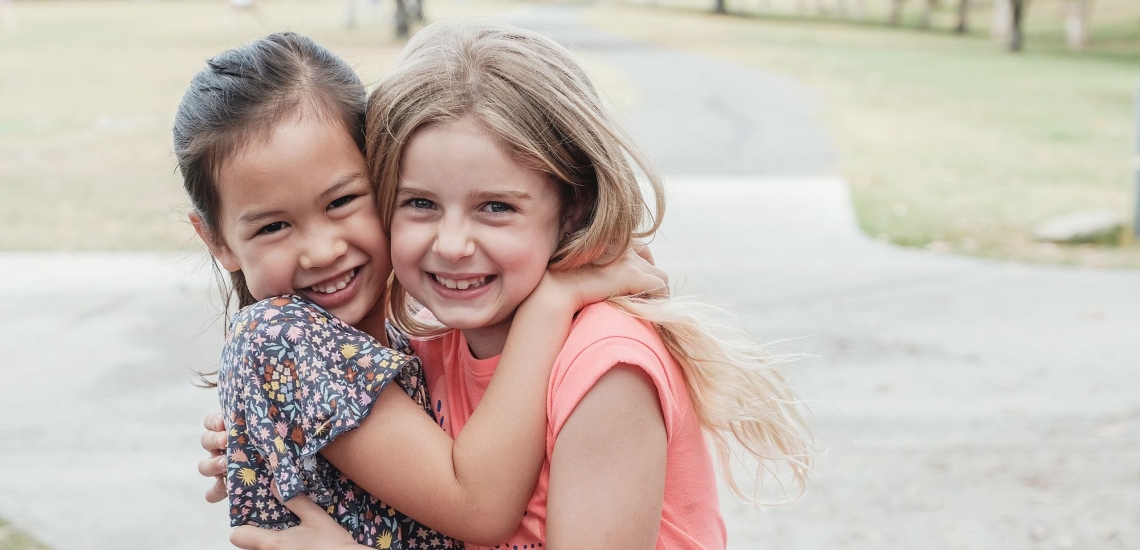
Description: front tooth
457,280,470,290
336,281,347,290
444,278,457,289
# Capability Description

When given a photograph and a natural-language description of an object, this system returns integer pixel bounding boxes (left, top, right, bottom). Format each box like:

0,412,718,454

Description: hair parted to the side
367,19,812,502
174,31,367,317
173,32,367,384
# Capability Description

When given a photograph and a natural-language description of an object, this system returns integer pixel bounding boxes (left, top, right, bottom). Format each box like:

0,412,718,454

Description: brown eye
329,195,358,209
257,221,287,235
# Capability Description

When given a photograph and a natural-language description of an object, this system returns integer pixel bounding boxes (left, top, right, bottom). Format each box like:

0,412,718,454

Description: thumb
230,525,276,549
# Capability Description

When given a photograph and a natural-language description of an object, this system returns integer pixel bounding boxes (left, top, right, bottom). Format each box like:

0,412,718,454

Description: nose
432,213,475,262
299,225,349,270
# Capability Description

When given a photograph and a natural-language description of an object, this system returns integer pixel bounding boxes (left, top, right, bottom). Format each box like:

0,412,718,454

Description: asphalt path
1,5,1137,550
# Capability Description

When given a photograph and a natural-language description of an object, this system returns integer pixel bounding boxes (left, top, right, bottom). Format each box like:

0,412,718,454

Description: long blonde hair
367,20,811,502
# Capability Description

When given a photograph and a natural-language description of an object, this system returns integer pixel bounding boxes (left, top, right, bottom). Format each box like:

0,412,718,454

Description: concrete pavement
1,5,1137,550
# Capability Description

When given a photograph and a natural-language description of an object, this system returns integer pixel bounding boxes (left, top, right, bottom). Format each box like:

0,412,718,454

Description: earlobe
189,213,241,273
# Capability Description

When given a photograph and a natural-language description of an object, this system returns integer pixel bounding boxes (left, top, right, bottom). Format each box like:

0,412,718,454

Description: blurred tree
394,0,423,37
1008,0,1024,50
889,0,904,23
954,0,970,32
714,0,727,14
918,0,938,28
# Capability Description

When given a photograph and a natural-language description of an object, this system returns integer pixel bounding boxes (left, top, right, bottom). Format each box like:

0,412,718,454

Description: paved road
1,6,1137,550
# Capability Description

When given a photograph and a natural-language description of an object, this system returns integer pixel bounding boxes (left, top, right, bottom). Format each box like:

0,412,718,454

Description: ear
560,195,586,237
189,213,241,273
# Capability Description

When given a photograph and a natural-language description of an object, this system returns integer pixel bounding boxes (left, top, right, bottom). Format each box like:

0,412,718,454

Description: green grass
0,0,513,250
590,0,1140,266
0,518,49,550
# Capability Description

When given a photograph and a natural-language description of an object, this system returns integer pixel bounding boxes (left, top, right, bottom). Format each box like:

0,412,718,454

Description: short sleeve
548,335,682,445
218,295,415,507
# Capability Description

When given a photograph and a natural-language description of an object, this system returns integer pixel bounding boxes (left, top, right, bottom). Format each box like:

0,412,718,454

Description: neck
461,318,513,360
355,307,390,347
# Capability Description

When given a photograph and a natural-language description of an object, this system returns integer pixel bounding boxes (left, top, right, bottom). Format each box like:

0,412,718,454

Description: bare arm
546,364,668,549
321,286,577,543
323,251,668,544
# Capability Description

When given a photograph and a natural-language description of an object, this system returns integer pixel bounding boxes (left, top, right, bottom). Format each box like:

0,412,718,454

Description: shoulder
228,295,344,341
560,303,670,376
550,302,685,440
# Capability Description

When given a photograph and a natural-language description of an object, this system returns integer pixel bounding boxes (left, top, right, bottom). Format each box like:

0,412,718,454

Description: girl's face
199,114,391,330
390,117,564,356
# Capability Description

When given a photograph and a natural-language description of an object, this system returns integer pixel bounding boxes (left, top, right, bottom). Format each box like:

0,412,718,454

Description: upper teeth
435,275,488,290
310,270,356,294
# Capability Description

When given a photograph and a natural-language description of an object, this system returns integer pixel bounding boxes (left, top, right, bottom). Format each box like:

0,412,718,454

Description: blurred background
0,0,1138,548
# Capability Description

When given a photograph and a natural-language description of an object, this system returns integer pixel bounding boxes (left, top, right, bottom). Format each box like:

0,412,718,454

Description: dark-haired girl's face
200,115,391,333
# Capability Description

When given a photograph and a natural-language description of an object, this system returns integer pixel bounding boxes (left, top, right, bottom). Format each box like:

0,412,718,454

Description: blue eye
329,195,358,209
406,198,434,209
257,221,287,235
483,202,514,213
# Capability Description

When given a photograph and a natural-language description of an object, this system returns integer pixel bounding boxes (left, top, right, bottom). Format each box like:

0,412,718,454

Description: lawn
0,0,514,250
3,0,1138,266
0,518,48,550
589,0,1140,266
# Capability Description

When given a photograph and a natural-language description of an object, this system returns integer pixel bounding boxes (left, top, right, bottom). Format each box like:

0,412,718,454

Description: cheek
388,222,425,278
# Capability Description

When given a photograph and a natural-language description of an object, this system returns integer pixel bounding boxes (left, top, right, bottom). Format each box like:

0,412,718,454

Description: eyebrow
238,172,367,225
474,190,533,202
319,172,368,201
396,186,533,201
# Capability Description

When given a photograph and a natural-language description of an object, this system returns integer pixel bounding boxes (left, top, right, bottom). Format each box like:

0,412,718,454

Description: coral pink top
413,303,727,550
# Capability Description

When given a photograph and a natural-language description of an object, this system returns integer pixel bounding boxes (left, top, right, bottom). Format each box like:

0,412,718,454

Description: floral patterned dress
218,295,458,550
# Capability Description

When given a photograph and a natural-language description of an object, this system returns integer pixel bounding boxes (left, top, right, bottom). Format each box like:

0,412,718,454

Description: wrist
519,277,578,319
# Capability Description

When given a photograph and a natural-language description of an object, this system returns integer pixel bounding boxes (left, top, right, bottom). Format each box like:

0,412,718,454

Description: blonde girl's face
390,116,564,353
199,114,391,329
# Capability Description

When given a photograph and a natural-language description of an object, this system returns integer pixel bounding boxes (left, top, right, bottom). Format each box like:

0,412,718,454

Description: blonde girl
179,32,663,549
224,19,811,550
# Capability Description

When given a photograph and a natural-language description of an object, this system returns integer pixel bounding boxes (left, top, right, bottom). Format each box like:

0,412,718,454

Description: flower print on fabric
218,295,457,550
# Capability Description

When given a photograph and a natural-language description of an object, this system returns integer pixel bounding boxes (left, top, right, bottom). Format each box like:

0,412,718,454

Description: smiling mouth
430,273,495,290
308,268,359,294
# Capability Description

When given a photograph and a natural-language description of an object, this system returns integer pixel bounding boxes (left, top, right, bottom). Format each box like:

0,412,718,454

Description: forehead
399,118,556,198
215,116,368,221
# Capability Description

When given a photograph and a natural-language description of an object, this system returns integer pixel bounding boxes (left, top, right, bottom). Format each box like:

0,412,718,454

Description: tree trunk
889,0,905,24
1008,0,1024,51
954,0,969,33
919,0,938,28
714,0,727,14
1063,0,1091,50
395,0,409,37
991,0,1012,40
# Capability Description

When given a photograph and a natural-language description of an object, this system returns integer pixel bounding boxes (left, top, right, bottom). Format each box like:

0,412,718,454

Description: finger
632,243,656,266
206,477,228,504
205,411,225,431
200,429,227,453
199,455,226,478
230,525,275,550
280,494,332,524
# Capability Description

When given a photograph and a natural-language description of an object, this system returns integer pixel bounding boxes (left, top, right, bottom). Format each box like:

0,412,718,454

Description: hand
536,246,669,312
230,494,368,550
198,412,228,503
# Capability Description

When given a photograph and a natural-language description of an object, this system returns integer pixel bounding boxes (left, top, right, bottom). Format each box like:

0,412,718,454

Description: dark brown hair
173,32,366,313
